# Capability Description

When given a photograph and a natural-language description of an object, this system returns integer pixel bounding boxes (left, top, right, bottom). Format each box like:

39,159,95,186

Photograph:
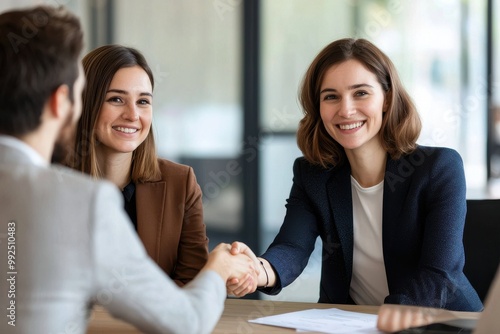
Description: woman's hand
377,304,437,332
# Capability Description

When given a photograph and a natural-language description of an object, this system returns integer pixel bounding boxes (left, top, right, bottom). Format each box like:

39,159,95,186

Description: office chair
462,199,500,302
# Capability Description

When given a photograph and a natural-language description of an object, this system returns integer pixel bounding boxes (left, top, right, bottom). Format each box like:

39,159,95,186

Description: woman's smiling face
319,59,386,154
94,65,153,155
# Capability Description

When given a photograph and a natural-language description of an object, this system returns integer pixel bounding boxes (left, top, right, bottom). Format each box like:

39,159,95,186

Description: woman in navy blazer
229,38,482,312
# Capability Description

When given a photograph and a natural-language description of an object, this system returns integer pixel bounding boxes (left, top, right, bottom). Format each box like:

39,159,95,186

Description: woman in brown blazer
68,44,208,286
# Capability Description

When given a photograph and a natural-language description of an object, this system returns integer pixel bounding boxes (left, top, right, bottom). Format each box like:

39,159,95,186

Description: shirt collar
122,181,136,202
0,135,48,167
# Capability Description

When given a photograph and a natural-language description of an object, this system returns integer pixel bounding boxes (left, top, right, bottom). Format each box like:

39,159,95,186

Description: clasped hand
225,241,262,297
207,242,260,297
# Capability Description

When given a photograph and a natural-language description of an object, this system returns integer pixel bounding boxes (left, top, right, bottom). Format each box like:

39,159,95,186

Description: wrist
259,260,269,288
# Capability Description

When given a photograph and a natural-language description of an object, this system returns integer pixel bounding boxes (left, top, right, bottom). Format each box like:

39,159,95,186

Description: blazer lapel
326,163,354,280
136,181,166,261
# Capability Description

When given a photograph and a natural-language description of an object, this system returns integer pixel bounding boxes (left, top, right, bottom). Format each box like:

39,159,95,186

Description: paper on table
248,308,383,334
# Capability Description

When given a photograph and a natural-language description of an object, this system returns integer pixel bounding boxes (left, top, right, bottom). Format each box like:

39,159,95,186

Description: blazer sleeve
384,148,482,311
90,182,225,334
260,158,320,295
171,167,209,286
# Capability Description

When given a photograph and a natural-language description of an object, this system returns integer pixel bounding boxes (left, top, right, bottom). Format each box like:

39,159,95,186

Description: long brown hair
297,38,421,168
69,44,160,182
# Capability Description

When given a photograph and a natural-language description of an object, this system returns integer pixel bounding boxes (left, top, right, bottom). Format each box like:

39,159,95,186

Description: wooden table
213,298,379,333
86,306,138,333
86,298,479,333
86,298,378,333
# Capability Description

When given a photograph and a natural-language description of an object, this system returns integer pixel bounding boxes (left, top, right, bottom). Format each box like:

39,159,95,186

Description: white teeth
114,127,138,134
339,122,364,130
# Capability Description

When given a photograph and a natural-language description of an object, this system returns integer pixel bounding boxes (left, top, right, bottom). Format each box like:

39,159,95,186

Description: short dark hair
0,5,83,136
297,38,422,168
69,45,160,182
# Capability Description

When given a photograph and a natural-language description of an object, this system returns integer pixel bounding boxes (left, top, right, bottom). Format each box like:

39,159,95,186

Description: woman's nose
122,105,139,121
338,98,355,117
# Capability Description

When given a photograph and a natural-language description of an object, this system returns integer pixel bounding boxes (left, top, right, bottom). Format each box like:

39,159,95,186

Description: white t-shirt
349,176,389,305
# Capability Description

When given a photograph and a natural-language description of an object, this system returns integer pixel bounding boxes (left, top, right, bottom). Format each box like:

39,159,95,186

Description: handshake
203,242,275,297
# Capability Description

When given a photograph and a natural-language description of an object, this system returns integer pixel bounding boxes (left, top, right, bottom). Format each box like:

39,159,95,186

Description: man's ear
48,84,71,120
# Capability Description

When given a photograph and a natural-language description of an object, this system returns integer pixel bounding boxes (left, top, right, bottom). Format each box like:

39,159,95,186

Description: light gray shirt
0,137,226,334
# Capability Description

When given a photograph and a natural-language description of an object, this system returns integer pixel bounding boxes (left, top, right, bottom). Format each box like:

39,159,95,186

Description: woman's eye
355,91,368,97
107,96,123,103
323,94,338,101
137,99,151,105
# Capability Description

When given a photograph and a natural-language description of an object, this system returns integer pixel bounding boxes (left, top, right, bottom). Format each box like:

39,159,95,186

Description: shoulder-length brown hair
297,38,421,168
69,44,160,182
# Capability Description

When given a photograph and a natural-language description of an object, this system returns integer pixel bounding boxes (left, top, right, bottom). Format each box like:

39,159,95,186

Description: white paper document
248,308,383,334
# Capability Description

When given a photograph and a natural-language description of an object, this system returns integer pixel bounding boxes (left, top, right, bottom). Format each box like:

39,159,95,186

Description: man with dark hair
0,6,257,334
0,5,83,162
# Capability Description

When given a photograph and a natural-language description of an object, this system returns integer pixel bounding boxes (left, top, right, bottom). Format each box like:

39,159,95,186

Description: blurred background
2,0,499,302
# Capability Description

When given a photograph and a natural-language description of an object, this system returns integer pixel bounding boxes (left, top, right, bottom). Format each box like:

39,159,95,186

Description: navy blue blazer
261,146,483,311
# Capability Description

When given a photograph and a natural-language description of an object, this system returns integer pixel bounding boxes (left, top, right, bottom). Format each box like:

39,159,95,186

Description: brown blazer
136,159,208,286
